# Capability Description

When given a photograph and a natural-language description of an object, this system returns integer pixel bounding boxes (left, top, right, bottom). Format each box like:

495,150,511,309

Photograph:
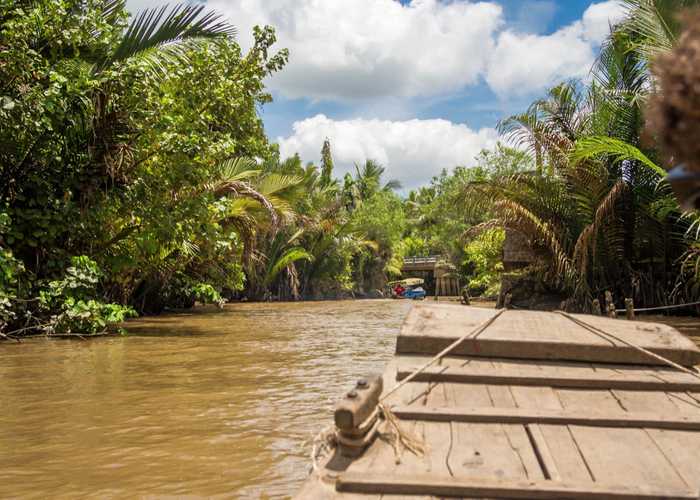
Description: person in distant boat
394,284,405,297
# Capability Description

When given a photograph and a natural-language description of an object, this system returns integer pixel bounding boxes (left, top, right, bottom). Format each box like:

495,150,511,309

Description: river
0,300,410,499
1,300,699,499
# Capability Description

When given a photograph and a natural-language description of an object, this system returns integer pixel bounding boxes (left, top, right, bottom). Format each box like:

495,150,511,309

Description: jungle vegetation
1,0,699,336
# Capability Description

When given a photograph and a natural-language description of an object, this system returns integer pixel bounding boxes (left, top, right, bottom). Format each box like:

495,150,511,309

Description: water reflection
0,300,411,499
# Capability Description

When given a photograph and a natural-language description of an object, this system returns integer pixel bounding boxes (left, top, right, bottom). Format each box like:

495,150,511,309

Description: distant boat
387,278,426,300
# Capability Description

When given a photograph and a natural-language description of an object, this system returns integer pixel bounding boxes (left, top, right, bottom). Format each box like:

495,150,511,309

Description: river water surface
3,301,700,499
0,300,411,499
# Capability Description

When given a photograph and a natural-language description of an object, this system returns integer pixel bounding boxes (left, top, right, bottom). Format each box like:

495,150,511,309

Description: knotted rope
310,308,507,472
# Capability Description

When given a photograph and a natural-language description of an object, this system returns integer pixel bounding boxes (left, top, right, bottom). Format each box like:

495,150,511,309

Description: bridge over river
400,255,460,296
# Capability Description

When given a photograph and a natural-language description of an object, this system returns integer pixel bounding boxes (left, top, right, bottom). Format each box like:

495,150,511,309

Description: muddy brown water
1,300,699,499
0,300,410,499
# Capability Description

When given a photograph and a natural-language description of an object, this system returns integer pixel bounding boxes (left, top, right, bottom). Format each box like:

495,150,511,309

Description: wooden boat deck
295,304,700,499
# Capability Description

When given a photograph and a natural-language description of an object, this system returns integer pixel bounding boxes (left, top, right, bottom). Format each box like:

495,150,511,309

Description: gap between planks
336,472,700,499
391,405,700,431
396,367,700,392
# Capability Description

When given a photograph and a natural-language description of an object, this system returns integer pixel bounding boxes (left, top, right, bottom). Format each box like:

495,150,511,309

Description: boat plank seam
391,405,700,430
336,472,700,499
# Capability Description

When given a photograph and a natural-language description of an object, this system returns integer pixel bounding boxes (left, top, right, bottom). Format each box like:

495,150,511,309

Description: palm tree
619,0,700,60
97,2,236,72
258,230,313,299
498,82,589,175
212,159,303,287
1,2,237,201
474,0,700,309
353,160,402,201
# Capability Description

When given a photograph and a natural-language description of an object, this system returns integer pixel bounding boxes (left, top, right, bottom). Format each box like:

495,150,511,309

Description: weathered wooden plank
501,424,545,479
485,385,517,408
336,472,700,499
612,390,690,414
447,422,544,481
397,365,700,391
525,424,561,481
444,381,492,408
536,425,593,482
509,386,562,410
555,388,622,413
646,429,700,490
397,304,700,366
419,385,453,477
666,392,700,413
569,426,690,491
391,405,700,430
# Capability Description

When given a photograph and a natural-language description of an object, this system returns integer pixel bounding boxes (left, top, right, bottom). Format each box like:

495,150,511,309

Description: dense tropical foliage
3,0,700,337
0,0,414,336
459,0,700,311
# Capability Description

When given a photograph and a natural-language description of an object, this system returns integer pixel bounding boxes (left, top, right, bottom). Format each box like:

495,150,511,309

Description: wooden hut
502,228,535,271
296,303,700,499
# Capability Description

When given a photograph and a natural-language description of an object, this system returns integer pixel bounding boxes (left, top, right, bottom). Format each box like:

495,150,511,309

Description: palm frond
572,180,626,276
571,136,666,177
100,3,236,71
263,247,313,287
257,173,303,196
383,179,402,191
102,0,126,24
217,157,260,183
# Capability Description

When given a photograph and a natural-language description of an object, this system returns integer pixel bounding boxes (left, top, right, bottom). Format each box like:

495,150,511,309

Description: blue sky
127,0,627,189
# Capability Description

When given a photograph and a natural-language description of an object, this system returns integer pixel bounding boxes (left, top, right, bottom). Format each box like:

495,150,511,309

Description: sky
125,0,627,190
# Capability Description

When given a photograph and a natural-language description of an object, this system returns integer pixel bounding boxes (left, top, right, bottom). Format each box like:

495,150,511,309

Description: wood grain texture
396,365,700,391
336,472,700,499
296,304,700,499
392,405,700,430
397,304,700,366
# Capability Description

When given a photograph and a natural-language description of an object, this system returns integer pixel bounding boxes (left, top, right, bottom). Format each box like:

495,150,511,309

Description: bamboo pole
605,291,616,318
625,298,635,320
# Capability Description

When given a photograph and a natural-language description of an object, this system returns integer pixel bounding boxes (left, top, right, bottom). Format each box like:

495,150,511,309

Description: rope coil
310,308,507,473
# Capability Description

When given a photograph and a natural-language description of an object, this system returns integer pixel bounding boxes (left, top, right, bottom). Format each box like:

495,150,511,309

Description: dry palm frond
462,219,504,242
493,199,579,286
572,180,627,277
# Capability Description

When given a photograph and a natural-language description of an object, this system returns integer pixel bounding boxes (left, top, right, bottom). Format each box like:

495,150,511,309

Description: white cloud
485,1,627,96
126,1,628,101
208,0,503,101
582,0,628,43
205,0,627,102
277,115,498,190
125,0,166,14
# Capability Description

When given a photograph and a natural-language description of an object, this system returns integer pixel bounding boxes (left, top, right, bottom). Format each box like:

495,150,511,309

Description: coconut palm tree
470,0,700,309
